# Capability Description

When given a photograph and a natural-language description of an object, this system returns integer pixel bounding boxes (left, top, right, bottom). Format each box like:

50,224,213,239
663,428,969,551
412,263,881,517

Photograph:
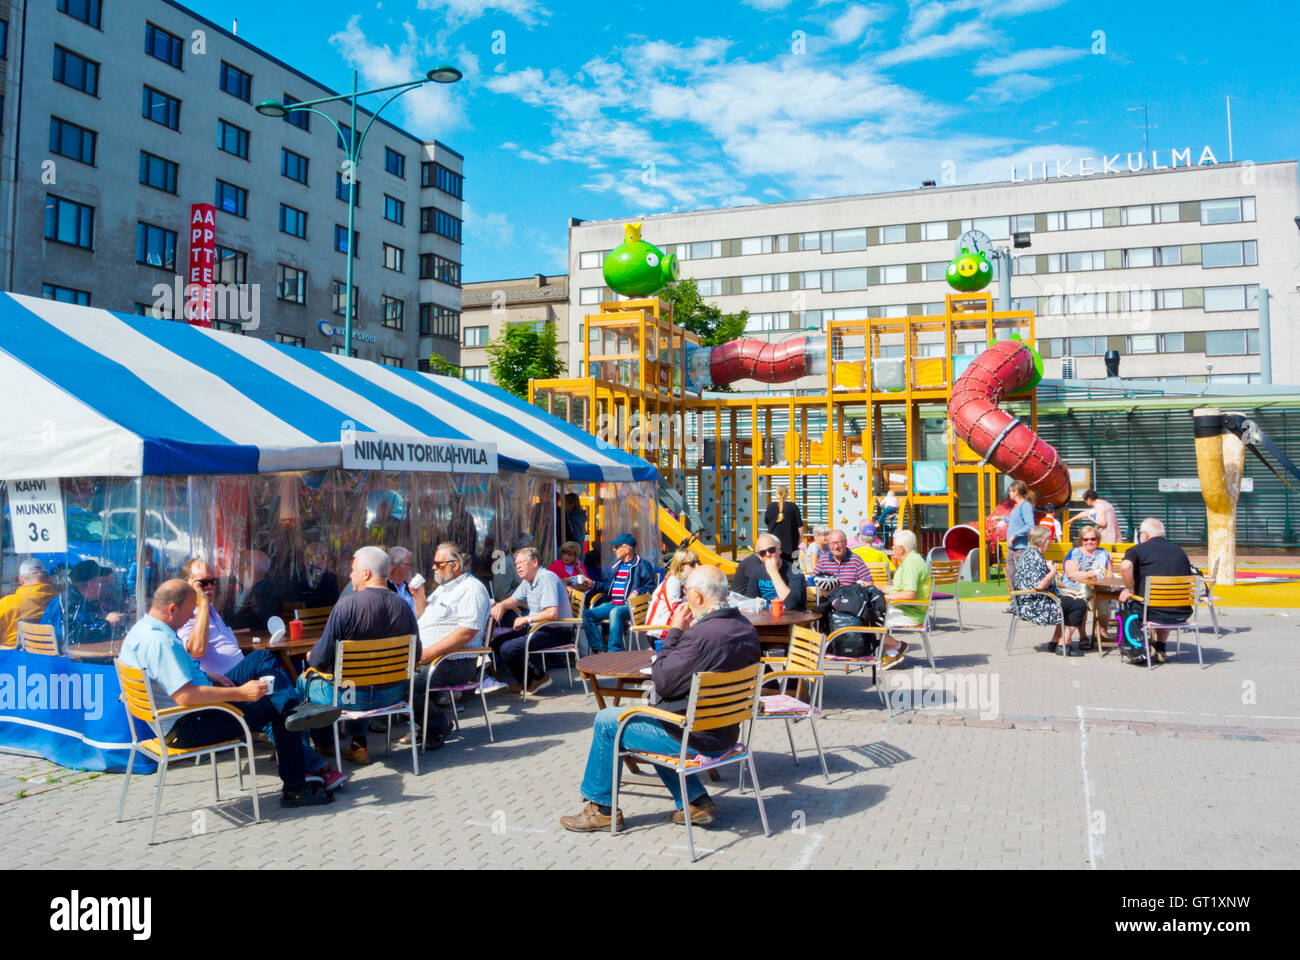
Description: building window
579,287,603,305
49,117,97,166
579,251,602,270
144,23,183,69
142,86,181,130
333,281,359,317
276,334,306,347
824,267,868,292
463,325,489,347
420,254,461,286
1129,334,1159,354
830,228,867,252
463,366,488,382
337,123,353,152
419,303,460,338
282,94,309,131
335,225,359,257
139,151,178,194
331,345,359,357
214,246,247,284
1204,330,1252,356
44,194,94,249
218,119,250,160
422,161,464,198
42,283,90,305
59,0,103,29
421,207,462,242
382,244,404,273
383,195,405,224
384,147,406,178
0,19,6,59
281,148,309,185
219,62,252,102
1202,240,1257,269
54,46,100,96
135,222,177,270
335,172,359,205
1201,197,1254,225
921,221,948,241
277,265,307,304
279,204,307,239
380,355,404,368
1204,285,1257,312
214,180,247,218
382,296,404,329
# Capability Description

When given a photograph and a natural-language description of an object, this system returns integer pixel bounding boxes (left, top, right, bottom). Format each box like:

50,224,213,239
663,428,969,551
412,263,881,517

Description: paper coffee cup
260,674,275,695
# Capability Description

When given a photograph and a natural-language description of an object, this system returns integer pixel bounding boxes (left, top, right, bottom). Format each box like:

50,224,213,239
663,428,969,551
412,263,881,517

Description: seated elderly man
119,580,336,807
877,530,931,669
813,529,872,588
404,542,499,750
0,559,59,648
298,546,420,766
41,560,124,646
1120,518,1193,664
561,566,761,832
733,533,806,610
583,533,656,653
178,558,346,792
489,546,574,695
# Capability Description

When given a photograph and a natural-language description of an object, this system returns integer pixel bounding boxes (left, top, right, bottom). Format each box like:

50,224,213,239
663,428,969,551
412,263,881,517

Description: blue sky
186,0,1299,282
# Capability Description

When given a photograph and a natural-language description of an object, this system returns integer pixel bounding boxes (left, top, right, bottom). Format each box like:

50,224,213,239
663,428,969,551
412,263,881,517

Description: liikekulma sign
342,433,498,474
1011,146,1220,183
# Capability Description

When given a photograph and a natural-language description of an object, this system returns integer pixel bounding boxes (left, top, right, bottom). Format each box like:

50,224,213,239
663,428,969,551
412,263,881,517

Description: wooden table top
1089,577,1127,592
238,629,322,656
744,608,819,629
576,649,653,679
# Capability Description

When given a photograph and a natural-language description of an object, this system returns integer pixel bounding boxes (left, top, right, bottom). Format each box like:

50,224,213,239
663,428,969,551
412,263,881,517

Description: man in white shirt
407,543,495,749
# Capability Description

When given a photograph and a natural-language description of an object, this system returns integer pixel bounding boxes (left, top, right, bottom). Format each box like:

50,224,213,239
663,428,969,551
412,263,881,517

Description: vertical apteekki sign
7,478,68,553
186,203,217,327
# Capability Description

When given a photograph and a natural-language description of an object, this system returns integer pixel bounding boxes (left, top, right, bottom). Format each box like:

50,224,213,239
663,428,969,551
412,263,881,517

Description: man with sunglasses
177,558,347,792
733,533,807,610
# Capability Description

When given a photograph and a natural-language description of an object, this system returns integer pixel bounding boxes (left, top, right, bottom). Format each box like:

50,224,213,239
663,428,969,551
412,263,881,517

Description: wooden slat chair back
328,634,420,774
927,559,964,632
623,592,652,649
752,625,829,781
18,622,59,656
294,606,333,632
114,660,260,844
611,661,771,861
1138,575,1202,670
864,562,892,588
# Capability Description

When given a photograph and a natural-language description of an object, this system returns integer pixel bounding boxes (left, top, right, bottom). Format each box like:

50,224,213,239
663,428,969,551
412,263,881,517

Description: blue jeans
296,671,405,744
579,707,709,810
226,650,326,775
583,602,630,653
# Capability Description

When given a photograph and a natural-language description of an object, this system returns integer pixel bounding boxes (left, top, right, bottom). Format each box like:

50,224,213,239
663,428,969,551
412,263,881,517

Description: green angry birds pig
602,222,679,297
946,246,993,292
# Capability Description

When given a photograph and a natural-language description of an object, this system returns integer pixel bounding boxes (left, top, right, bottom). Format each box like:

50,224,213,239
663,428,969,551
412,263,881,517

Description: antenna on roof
232,19,238,35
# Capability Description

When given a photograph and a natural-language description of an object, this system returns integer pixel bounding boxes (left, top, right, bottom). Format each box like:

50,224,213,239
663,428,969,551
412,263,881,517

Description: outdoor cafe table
1087,575,1126,654
745,608,820,646
238,628,323,680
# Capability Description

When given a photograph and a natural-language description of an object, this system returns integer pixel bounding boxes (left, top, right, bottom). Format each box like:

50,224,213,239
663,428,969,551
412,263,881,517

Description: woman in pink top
548,541,592,590
1067,489,1121,543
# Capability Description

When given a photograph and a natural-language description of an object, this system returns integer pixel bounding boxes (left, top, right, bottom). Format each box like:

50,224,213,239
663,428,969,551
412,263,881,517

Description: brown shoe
560,801,624,832
880,641,908,670
340,742,371,765
671,797,719,826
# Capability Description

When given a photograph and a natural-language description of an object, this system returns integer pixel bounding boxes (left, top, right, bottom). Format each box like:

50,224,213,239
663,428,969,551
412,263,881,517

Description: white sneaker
478,676,508,694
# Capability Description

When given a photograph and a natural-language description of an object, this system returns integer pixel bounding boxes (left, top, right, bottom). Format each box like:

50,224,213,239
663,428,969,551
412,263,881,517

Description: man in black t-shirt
1120,518,1193,663
734,534,807,610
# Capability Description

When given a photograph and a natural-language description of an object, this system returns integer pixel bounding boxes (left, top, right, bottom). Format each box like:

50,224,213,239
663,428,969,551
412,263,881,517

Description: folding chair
746,625,829,782
611,662,770,862
18,622,59,656
421,610,502,750
1196,560,1222,639
927,558,964,631
1139,575,1202,670
114,660,260,844
520,615,584,696
326,634,420,774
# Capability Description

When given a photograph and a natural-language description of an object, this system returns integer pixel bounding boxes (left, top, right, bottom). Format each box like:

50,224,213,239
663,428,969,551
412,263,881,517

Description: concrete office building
0,0,464,368
569,159,1300,390
459,273,569,384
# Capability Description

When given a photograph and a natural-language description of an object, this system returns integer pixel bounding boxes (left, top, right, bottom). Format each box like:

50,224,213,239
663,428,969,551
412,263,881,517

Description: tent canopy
0,294,655,483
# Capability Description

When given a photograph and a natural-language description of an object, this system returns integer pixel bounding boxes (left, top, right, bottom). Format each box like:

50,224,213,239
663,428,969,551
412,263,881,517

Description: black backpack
819,583,886,656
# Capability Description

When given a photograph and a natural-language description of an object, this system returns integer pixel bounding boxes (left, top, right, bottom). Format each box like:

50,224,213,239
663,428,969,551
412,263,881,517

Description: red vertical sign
186,203,217,327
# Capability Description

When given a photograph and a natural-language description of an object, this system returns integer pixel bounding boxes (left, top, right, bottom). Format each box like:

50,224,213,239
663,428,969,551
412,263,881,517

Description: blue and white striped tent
0,293,655,483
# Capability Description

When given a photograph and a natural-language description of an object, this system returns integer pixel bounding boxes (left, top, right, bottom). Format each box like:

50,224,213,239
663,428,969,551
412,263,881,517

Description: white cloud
415,0,550,29
973,45,1085,76
463,202,516,248
828,4,891,46
969,72,1054,105
875,20,999,66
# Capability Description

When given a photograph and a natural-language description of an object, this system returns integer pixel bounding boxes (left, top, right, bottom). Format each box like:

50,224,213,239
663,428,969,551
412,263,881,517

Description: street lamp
254,65,462,353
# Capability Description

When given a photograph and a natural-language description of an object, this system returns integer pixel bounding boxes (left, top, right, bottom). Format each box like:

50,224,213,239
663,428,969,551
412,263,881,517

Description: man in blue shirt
41,560,124,647
582,534,656,653
119,580,336,807
490,547,575,694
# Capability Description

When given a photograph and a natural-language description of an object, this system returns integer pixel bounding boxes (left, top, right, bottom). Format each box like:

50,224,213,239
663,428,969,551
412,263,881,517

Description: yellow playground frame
530,292,1040,581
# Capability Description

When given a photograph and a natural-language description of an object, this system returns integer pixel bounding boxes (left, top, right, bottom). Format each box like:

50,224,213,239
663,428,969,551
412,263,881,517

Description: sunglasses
431,559,456,569
194,577,217,587
758,547,780,557
1080,538,1098,542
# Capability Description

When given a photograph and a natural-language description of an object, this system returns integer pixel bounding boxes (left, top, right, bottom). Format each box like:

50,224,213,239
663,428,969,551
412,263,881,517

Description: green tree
659,277,749,347
486,319,565,398
424,353,462,378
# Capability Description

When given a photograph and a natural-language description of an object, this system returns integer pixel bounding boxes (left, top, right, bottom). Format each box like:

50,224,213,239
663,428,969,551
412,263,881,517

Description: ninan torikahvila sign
1011,145,1220,183
342,434,498,474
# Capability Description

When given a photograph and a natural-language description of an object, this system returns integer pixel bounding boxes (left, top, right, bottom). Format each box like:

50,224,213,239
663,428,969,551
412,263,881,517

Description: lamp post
256,65,462,353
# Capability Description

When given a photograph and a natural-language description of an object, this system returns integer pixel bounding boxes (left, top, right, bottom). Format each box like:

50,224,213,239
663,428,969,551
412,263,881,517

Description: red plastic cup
289,618,303,641
770,599,784,618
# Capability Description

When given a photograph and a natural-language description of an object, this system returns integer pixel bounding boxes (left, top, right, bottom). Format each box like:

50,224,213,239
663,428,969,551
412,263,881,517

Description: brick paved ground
1,603,1296,869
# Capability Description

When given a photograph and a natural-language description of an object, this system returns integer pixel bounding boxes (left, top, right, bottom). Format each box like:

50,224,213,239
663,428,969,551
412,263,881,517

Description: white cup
260,674,276,695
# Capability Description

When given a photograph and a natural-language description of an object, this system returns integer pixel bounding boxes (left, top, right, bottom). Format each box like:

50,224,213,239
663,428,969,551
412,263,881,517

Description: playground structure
531,287,1063,581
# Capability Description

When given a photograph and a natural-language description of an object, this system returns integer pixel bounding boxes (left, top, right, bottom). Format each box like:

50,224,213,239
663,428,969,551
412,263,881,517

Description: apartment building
459,273,568,384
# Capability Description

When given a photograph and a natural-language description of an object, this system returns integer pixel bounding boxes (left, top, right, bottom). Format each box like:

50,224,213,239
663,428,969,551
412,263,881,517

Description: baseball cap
70,559,113,584
611,534,637,548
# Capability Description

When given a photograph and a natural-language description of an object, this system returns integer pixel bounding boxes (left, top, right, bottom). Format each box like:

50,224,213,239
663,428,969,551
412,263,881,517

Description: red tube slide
948,340,1071,507
708,336,813,386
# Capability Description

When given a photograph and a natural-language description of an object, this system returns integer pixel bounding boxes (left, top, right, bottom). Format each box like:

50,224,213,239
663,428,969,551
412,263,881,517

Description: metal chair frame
1196,560,1222,639
885,598,936,669
823,623,893,712
326,634,420,775
611,662,770,862
421,610,499,750
747,625,829,783
927,558,965,631
114,660,260,844
1138,575,1203,671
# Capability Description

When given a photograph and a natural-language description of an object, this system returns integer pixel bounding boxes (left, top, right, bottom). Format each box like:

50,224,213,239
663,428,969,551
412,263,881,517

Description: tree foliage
659,277,749,347
486,320,565,398
424,353,462,378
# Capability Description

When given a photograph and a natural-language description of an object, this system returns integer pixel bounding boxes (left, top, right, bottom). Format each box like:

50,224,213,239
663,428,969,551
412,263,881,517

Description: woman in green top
878,530,931,670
